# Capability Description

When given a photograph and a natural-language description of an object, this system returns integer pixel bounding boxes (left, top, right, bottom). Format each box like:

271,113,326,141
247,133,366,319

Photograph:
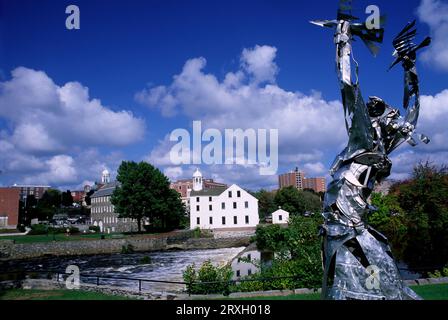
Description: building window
233,202,237,209
209,217,213,225
279,215,283,221
236,270,240,277
228,191,232,198
233,216,237,224
245,201,249,208
196,205,200,211
209,205,212,211
197,217,200,225
209,196,212,202
245,216,249,224
237,190,241,197
196,197,200,202
222,217,226,225
221,202,225,209
247,254,251,261
248,269,252,276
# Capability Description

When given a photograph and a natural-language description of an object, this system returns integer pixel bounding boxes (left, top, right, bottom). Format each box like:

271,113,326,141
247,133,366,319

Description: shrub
89,226,100,233
183,260,233,295
68,226,80,234
121,243,134,254
28,224,49,235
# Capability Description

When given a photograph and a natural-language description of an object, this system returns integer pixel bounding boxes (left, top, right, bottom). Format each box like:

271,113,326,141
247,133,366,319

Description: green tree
84,189,95,206
35,189,62,220
274,186,322,215
249,214,323,290
61,190,74,207
254,189,277,221
396,163,448,270
111,161,185,233
367,192,408,260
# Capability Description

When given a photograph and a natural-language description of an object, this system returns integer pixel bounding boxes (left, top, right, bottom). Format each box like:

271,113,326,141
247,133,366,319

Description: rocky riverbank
0,233,251,261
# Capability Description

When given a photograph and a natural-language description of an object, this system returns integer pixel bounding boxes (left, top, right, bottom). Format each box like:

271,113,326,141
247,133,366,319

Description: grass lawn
233,284,448,300
0,233,126,244
0,289,134,300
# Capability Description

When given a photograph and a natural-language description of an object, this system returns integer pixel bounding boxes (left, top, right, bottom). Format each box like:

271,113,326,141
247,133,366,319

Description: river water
0,247,246,293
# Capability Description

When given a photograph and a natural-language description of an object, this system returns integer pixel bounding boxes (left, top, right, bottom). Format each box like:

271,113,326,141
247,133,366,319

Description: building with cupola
188,169,259,231
170,168,227,213
90,169,138,233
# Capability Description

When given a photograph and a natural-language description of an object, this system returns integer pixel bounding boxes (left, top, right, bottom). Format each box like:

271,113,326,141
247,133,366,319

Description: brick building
0,188,20,229
10,184,50,201
303,177,327,193
278,167,326,193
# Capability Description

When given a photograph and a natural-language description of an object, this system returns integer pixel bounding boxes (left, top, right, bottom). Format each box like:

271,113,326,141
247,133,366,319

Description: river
0,247,246,293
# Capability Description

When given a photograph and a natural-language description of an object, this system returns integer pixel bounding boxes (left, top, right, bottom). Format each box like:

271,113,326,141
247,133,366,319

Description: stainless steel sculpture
312,2,431,300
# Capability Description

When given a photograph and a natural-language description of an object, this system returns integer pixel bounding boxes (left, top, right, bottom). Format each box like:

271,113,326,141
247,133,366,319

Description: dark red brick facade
0,188,20,228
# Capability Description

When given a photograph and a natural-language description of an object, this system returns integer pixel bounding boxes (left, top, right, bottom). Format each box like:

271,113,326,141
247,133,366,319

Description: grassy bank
0,289,134,300
0,283,446,300
236,284,448,300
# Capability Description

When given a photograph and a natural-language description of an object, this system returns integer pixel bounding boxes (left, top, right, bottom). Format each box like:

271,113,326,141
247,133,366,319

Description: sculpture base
321,224,421,300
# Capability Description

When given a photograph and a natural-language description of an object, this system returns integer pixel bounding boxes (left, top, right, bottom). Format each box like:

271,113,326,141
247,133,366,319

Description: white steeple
101,169,110,184
192,168,203,191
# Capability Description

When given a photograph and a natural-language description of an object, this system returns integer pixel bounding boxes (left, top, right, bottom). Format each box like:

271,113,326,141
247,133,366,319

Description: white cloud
0,67,146,188
417,0,448,70
164,166,184,180
136,46,347,188
0,67,145,153
138,44,448,189
241,45,279,84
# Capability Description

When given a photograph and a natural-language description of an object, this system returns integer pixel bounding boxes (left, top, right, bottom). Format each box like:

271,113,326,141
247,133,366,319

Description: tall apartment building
278,167,326,193
10,184,50,201
278,167,305,189
303,177,327,193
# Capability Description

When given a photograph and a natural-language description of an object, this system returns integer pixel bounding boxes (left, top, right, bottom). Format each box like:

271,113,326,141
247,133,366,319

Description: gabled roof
272,208,289,215
190,187,227,197
91,181,119,198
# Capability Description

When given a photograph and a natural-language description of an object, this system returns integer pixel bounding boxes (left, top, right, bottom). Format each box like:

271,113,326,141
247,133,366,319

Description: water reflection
230,250,273,280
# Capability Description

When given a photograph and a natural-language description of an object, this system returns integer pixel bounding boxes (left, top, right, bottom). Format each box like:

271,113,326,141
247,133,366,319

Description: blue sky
1,0,447,190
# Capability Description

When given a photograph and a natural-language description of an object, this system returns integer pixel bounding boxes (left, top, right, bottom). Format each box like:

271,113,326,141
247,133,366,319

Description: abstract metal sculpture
312,1,431,300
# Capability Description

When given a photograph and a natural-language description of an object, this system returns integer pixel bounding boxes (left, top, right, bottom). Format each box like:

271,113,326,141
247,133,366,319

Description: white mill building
189,169,259,231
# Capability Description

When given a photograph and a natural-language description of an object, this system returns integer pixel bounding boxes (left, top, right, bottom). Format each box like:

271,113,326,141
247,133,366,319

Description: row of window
235,269,252,277
196,201,249,212
196,190,242,203
196,215,250,226
91,206,114,214
96,217,135,224
92,196,111,204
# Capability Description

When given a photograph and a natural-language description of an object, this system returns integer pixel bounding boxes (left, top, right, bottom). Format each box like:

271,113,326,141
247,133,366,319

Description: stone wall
0,232,250,261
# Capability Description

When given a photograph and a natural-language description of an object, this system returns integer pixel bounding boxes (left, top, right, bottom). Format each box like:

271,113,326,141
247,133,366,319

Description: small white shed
271,208,289,224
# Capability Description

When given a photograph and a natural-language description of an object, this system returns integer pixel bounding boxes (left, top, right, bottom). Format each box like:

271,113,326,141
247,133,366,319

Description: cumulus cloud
138,44,448,188
0,67,145,153
241,45,279,84
417,0,448,70
0,67,145,188
136,45,347,187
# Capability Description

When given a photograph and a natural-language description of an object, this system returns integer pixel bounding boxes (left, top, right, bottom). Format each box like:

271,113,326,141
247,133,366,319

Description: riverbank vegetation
367,162,448,274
